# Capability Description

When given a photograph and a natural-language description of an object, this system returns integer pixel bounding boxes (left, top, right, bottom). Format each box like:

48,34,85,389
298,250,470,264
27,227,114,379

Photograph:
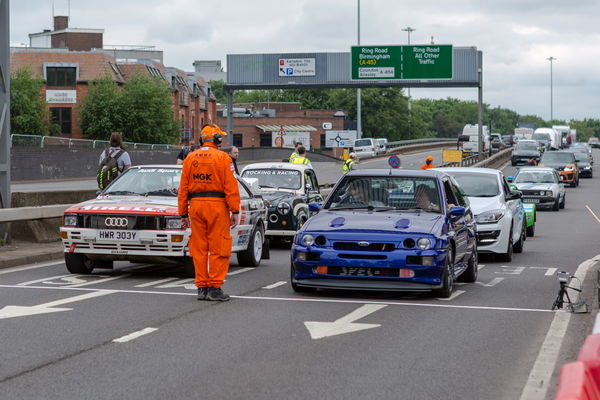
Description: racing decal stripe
240,204,246,225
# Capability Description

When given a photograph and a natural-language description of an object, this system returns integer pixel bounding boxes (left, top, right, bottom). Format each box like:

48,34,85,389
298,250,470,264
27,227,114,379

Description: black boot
207,287,230,301
197,287,208,300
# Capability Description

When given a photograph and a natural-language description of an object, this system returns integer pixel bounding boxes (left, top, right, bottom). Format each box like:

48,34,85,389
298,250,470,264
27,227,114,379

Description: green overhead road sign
351,45,453,80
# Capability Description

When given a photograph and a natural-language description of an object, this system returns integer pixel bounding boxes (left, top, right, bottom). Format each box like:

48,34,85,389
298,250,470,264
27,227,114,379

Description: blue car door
442,179,468,264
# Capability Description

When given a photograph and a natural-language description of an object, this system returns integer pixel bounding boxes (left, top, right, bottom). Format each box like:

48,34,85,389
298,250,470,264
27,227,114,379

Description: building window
320,134,329,149
50,107,72,135
260,133,271,147
233,134,243,147
46,67,76,87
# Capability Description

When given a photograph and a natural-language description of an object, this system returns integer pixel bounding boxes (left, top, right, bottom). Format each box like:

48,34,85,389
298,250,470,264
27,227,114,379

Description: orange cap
426,156,433,161
200,124,227,140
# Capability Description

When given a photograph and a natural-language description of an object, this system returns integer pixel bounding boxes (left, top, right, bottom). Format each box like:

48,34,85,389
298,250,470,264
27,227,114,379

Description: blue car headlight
301,234,315,246
475,209,505,224
417,238,431,250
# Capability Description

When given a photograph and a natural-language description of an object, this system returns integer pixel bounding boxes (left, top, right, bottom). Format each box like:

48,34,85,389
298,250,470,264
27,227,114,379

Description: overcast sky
9,0,600,121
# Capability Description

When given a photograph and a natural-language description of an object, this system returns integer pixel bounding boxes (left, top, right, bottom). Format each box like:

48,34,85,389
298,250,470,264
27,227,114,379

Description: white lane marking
477,264,486,270
0,290,115,320
0,261,64,275
113,327,158,343
64,275,129,288
262,281,287,290
156,278,195,290
585,205,600,224
0,284,555,313
519,255,600,400
17,274,73,286
477,277,504,287
498,160,512,171
593,313,600,335
437,290,465,301
118,263,155,272
304,304,386,339
530,267,558,276
495,266,525,275
227,267,254,276
135,278,180,288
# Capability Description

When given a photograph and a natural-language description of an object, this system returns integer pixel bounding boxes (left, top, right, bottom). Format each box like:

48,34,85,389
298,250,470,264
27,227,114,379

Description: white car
438,167,526,262
507,167,566,211
60,165,269,277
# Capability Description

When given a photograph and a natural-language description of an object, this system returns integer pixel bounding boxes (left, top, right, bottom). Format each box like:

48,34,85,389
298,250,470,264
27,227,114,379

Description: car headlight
165,217,182,229
546,191,553,196
301,234,315,247
475,209,505,224
539,191,544,196
564,165,575,171
585,165,591,169
63,214,77,227
277,202,291,215
417,238,431,250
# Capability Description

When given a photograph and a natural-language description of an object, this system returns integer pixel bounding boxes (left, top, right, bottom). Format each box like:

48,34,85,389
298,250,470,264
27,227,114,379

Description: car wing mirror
506,190,522,201
308,202,322,213
449,206,466,216
96,190,102,196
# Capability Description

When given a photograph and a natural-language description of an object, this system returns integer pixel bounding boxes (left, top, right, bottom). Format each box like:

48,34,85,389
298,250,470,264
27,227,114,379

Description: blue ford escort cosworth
290,169,478,298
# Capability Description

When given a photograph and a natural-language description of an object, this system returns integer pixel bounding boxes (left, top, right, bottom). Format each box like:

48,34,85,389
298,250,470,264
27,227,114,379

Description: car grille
78,214,162,230
333,242,395,251
521,190,545,196
477,230,501,245
338,254,387,260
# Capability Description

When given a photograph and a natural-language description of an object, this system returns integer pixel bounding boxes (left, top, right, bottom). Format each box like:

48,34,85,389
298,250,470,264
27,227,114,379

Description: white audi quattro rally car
60,165,269,277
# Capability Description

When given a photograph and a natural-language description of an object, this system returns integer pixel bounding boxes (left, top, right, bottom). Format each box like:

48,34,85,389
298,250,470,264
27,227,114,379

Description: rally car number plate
96,230,138,241
523,198,540,203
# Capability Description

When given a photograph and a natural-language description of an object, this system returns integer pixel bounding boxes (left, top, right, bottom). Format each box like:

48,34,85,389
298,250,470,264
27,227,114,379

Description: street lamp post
402,27,415,134
356,0,362,139
547,56,556,122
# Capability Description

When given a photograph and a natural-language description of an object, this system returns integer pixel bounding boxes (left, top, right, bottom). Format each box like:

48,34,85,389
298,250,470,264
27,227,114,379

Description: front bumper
579,168,593,177
60,227,189,261
476,218,510,254
559,170,577,183
512,156,539,165
521,195,555,207
291,245,448,291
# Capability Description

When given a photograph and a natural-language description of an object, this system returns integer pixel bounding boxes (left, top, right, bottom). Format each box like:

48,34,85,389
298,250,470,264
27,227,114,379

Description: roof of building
10,51,124,83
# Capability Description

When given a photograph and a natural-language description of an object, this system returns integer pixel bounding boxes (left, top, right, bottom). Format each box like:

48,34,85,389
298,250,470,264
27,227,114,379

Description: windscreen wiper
106,190,140,196
141,190,177,197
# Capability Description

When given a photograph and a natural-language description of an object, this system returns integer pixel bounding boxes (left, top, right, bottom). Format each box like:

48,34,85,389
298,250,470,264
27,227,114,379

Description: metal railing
10,134,181,150
387,137,456,150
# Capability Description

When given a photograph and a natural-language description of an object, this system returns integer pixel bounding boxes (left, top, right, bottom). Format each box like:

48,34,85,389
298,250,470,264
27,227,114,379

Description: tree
10,67,54,135
120,73,180,144
79,72,123,140
208,80,226,104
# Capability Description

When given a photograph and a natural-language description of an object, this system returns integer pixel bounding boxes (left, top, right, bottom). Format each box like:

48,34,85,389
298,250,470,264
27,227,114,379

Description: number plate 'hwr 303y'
96,230,138,241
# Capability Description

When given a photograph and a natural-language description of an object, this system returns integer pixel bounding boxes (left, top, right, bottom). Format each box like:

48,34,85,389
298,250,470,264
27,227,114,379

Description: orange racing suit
178,143,240,289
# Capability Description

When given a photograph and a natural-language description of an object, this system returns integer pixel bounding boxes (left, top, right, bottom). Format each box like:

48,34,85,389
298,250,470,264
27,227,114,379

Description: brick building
12,16,217,141
216,102,346,153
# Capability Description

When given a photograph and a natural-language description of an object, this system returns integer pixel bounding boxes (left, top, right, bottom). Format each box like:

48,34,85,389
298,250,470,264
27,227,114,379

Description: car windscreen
104,168,181,196
514,171,556,184
353,139,373,147
532,133,550,141
515,143,538,151
541,152,575,164
571,152,589,162
325,176,442,213
241,169,302,190
447,172,500,197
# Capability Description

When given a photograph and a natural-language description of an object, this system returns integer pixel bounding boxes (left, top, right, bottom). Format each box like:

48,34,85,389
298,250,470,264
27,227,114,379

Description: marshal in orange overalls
178,126,240,291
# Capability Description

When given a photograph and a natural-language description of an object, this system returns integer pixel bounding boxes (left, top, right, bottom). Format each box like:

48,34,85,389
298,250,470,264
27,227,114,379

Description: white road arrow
304,304,387,340
0,290,115,320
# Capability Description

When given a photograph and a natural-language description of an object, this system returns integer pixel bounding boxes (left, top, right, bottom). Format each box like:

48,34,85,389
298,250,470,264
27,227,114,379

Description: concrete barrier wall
11,146,338,181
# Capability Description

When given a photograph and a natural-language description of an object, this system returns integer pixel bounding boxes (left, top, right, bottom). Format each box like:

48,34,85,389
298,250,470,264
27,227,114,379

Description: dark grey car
511,142,541,166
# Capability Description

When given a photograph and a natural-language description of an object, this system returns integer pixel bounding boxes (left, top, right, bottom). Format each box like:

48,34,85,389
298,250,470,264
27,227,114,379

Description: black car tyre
553,197,560,211
526,223,535,237
237,225,263,268
65,253,95,274
570,179,577,188
290,262,317,293
499,235,513,262
560,194,566,209
433,248,454,298
458,247,478,283
296,211,308,229
183,256,195,278
513,224,525,254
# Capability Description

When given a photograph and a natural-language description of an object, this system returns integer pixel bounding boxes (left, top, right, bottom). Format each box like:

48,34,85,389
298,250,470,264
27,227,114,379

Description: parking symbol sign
286,68,293,75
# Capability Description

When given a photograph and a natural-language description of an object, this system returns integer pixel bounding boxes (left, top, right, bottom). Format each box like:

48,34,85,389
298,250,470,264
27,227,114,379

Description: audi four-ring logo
105,217,128,227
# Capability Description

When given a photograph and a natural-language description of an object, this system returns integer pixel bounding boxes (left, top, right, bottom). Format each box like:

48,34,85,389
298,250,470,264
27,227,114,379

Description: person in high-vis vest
178,124,240,301
291,145,312,168
342,152,358,174
289,142,303,163
420,155,435,170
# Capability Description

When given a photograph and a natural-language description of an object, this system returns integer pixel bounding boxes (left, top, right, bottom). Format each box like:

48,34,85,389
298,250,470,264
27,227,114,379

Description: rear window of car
354,139,374,147
515,143,537,151
446,172,500,197
541,152,575,164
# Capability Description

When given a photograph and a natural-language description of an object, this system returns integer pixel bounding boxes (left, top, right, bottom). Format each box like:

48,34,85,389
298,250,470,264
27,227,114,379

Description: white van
375,138,388,155
535,128,561,150
461,124,490,153
352,138,378,158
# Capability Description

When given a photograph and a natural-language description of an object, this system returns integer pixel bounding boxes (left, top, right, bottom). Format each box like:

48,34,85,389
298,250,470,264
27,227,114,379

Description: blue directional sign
388,155,401,168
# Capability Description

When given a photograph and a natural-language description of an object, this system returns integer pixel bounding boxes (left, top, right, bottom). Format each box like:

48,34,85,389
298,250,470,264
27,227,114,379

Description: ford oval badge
358,241,370,247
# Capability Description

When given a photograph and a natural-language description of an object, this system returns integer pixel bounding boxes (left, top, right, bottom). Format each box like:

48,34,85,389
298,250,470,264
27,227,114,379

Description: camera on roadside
557,271,571,284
